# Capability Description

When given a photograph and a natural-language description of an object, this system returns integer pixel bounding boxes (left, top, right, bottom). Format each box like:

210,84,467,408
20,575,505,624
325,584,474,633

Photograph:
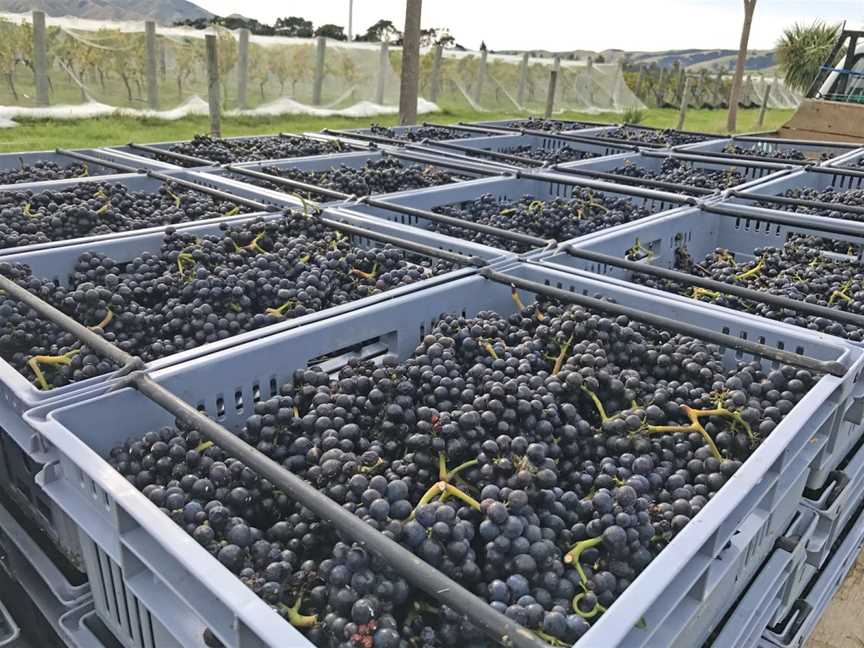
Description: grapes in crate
107,296,817,646
627,235,864,342
0,181,250,250
427,189,653,252
0,214,451,391
160,134,349,166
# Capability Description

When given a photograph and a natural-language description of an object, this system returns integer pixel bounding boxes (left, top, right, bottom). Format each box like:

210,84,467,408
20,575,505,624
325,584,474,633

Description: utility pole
348,0,354,41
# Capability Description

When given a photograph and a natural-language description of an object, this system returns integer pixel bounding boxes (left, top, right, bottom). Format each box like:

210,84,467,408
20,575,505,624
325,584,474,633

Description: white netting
625,64,802,111
0,11,801,127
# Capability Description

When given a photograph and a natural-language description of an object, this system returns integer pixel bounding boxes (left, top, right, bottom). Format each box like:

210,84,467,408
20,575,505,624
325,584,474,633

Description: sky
193,0,863,52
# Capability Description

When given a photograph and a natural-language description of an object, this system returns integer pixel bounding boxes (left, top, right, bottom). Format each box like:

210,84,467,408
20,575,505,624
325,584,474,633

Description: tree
399,0,422,124
172,39,203,99
727,0,757,132
99,30,146,104
315,24,347,41
246,43,269,101
775,20,841,93
0,19,22,100
420,28,454,48
214,29,238,105
274,16,314,38
356,19,401,43
270,45,313,96
594,53,606,63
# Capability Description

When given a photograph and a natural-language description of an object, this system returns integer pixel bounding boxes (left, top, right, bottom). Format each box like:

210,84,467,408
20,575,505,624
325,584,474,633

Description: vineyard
0,11,797,127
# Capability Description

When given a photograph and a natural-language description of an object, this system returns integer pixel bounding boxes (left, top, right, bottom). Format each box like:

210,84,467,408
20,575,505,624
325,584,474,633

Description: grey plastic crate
338,173,695,254
0,149,171,191
197,150,496,209
0,170,288,258
105,133,354,170
761,497,864,647
0,206,503,564
538,206,864,488
26,261,864,648
418,132,633,166
0,500,91,644
729,166,864,201
336,123,506,142
560,151,796,194
678,136,859,163
706,509,820,648
466,118,612,132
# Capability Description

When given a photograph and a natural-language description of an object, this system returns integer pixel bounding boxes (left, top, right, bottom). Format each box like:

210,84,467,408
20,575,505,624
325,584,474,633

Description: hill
0,0,212,24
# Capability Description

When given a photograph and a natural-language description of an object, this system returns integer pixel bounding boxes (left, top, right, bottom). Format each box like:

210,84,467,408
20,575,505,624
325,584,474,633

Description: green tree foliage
275,17,314,38
356,20,401,43
775,20,841,93
315,24,347,41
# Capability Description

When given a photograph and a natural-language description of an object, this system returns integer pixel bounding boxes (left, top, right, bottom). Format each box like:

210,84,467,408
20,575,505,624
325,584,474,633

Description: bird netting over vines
7,10,808,125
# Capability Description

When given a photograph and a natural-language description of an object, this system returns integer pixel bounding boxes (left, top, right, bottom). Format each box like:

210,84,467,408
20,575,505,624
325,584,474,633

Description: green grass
0,107,795,153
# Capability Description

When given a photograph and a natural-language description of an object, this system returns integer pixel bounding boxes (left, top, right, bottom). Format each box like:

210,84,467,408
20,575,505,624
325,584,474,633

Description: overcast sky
194,0,862,51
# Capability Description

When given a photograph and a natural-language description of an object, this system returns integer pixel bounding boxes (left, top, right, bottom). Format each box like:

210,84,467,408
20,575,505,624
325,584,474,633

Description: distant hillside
497,47,777,72
0,0,212,24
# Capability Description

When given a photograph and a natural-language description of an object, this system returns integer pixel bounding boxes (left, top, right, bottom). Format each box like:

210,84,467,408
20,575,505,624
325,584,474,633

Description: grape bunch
723,142,816,161
493,118,597,132
625,235,864,341
427,190,654,252
610,157,745,194
157,134,350,166
0,181,250,251
601,127,711,147
0,213,451,391
368,124,476,142
105,295,818,647
245,158,465,201
0,160,89,186
500,145,599,165
719,143,826,162
756,186,864,221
